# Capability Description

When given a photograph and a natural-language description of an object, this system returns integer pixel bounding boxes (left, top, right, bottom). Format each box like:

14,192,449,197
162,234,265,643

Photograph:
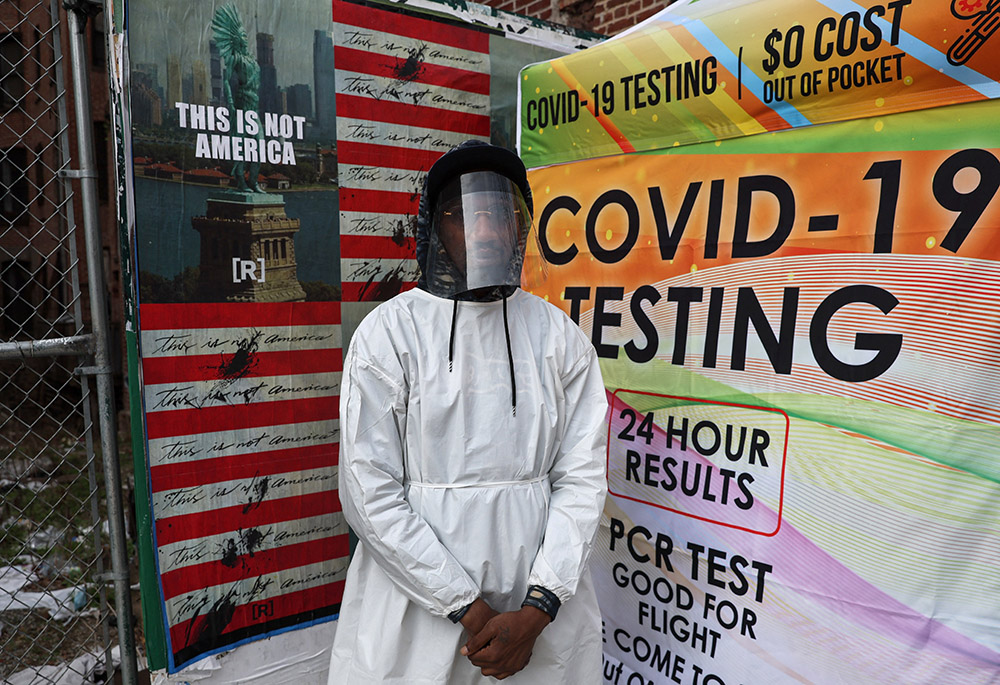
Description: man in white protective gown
328,140,608,684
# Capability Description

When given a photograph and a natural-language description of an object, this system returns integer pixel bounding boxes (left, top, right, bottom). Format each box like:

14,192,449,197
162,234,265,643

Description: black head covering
415,140,534,300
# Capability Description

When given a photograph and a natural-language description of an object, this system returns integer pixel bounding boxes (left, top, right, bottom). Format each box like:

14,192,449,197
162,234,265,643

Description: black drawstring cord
449,295,516,416
502,294,516,416
449,299,458,372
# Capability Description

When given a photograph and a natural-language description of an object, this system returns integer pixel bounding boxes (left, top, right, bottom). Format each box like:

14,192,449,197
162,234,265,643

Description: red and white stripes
333,0,492,301
139,301,345,665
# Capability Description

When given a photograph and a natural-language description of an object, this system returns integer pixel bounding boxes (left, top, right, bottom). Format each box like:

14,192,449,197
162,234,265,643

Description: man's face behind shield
427,171,532,297
437,196,522,275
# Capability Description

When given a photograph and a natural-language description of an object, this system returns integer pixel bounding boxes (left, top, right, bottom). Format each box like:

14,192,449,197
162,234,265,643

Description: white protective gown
328,287,608,684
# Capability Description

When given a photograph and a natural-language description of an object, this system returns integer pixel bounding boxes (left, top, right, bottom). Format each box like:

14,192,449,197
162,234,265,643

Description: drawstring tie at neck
447,296,517,416
502,294,516,416
449,299,458,373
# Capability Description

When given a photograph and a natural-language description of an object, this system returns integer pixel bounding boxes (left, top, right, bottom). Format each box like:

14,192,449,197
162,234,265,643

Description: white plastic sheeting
151,621,337,684
0,564,80,621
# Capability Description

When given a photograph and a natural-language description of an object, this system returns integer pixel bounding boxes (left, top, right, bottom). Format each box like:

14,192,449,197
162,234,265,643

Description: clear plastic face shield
425,171,533,298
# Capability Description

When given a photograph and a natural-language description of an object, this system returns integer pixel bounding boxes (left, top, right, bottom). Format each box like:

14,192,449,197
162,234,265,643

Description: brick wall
482,0,674,37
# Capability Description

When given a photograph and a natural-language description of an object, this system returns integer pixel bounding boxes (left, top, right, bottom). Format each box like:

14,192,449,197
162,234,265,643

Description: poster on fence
520,0,1000,682
126,1,348,672
118,0,597,673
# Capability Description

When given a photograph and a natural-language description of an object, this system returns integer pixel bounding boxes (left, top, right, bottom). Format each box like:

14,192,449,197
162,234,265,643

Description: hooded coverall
329,141,607,683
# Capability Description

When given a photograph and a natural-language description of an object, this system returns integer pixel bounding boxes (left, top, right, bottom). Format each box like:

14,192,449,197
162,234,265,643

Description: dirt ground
1,411,146,682
0,609,105,679
1,585,147,682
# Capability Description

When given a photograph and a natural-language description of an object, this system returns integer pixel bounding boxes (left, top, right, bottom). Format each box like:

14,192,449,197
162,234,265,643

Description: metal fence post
63,1,139,683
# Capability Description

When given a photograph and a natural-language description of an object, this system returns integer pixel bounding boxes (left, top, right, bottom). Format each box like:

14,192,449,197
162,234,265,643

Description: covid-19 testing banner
520,0,1000,683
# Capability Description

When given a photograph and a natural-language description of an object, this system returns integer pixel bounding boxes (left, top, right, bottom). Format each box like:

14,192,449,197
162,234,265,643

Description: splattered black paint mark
391,218,408,247
220,538,239,568
240,527,265,557
216,330,262,380
192,330,263,408
217,527,270,573
183,586,239,652
391,44,426,84
390,215,418,247
358,264,406,301
242,474,269,514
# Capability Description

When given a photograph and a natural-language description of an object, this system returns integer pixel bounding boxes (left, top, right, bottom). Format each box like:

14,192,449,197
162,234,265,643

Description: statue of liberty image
212,5,264,192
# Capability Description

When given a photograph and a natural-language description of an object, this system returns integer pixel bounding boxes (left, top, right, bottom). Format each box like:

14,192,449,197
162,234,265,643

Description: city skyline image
129,1,336,140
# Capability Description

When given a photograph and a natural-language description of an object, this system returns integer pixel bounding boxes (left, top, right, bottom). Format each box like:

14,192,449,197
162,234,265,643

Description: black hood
415,140,534,301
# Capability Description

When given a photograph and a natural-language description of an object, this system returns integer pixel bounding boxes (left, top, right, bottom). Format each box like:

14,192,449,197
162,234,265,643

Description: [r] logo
232,257,266,284
948,0,1000,65
251,599,274,620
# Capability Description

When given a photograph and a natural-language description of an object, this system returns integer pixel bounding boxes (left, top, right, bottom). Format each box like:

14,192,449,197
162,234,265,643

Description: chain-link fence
1,1,137,682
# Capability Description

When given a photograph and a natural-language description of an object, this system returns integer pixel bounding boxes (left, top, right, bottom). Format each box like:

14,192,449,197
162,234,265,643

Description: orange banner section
527,145,1000,306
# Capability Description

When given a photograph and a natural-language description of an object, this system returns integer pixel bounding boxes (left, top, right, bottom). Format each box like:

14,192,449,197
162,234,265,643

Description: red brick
525,0,550,18
636,6,661,22
602,18,632,35
485,0,517,11
481,0,675,33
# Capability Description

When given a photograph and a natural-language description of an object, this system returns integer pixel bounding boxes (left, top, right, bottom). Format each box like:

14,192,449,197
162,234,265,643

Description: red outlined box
607,389,789,537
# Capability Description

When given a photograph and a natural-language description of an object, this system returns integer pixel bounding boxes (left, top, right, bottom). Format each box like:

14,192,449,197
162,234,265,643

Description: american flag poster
127,0,351,669
139,302,345,669
333,0,492,302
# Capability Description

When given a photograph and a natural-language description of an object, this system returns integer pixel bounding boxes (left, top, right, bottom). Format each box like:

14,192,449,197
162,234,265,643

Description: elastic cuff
448,602,473,624
521,585,560,621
